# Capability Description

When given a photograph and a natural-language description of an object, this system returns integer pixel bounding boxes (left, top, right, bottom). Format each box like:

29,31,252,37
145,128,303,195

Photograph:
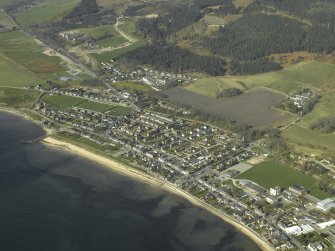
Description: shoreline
42,136,274,251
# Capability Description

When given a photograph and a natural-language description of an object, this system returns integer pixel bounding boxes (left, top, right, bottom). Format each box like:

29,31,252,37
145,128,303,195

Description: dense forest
123,45,226,76
133,0,335,75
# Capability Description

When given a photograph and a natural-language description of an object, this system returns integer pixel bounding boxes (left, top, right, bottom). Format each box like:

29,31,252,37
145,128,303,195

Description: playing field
0,54,41,87
108,106,132,116
43,95,132,114
161,87,296,128
76,101,116,113
0,87,39,108
237,160,328,199
0,31,66,78
113,82,152,93
43,95,86,109
184,61,335,97
14,0,80,28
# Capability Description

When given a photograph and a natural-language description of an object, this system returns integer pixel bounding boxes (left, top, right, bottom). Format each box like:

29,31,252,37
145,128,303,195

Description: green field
76,101,115,113
0,54,41,87
14,0,80,28
282,93,335,156
0,87,39,108
299,93,335,128
43,95,132,114
0,9,15,28
43,95,86,108
113,81,152,93
185,61,335,97
108,106,132,116
0,0,15,7
283,125,335,156
0,31,66,78
96,36,127,48
119,20,137,35
237,160,328,199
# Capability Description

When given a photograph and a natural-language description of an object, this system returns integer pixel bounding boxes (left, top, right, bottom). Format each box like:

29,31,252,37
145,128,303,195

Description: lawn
108,106,132,116
237,160,328,199
113,81,152,93
43,95,86,109
14,0,80,28
76,101,115,113
0,31,66,78
184,61,335,97
0,87,39,108
0,54,41,87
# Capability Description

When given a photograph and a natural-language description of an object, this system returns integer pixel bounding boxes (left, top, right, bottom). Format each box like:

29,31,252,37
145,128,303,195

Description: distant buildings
316,198,335,212
289,185,307,196
270,186,281,197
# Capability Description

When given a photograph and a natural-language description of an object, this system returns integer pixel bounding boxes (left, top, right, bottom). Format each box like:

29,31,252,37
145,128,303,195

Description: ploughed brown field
161,87,295,128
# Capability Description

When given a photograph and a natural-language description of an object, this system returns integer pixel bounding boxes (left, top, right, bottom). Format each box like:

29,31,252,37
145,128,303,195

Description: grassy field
76,101,115,113
113,81,152,93
0,0,16,7
108,106,132,116
233,0,254,8
237,160,328,199
0,9,15,28
0,54,41,87
43,95,86,109
0,87,39,108
43,95,132,114
0,31,66,78
119,20,137,35
14,0,80,28
299,93,335,128
184,61,335,97
283,125,335,157
96,36,127,48
282,93,335,156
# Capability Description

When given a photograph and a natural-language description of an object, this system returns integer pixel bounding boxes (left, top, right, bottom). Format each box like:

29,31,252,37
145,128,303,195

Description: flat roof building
316,198,335,212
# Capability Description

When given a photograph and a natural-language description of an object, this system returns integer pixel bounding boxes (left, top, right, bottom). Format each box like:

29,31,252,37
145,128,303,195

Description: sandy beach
43,136,274,251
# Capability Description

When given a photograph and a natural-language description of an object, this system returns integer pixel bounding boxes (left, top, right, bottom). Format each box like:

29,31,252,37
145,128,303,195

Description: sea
0,111,260,251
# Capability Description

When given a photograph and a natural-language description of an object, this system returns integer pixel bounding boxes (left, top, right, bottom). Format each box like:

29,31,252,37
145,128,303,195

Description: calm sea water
0,112,260,251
